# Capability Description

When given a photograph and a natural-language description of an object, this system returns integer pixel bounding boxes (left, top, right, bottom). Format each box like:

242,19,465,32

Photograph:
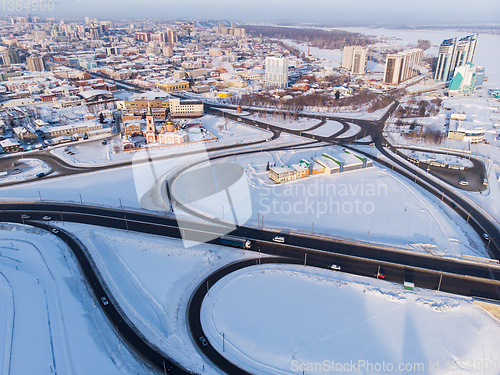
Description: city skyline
45,0,500,24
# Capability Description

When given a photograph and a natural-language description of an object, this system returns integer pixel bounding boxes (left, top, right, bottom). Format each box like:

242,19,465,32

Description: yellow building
216,92,233,98
156,80,189,92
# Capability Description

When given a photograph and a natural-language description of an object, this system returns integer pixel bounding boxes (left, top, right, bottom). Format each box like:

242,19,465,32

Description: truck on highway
220,236,252,249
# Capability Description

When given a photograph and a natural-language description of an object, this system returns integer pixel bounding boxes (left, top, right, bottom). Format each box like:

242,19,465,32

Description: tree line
242,26,373,50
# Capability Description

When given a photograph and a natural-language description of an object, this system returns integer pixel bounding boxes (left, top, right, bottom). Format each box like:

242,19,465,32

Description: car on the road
42,216,51,221
451,202,458,208
164,362,173,372
483,233,491,241
483,178,488,186
102,140,108,145
101,296,109,305
376,271,386,279
458,179,468,186
199,336,208,347
12,169,21,175
36,172,45,178
51,228,59,234
330,264,341,271
273,236,285,243
21,214,30,219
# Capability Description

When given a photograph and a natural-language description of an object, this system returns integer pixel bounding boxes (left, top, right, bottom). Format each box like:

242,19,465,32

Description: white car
101,296,109,306
273,236,285,243
42,216,51,221
330,264,341,271
51,228,59,234
483,233,490,241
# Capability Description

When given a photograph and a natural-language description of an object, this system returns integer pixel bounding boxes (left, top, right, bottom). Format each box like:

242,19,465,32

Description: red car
376,272,385,279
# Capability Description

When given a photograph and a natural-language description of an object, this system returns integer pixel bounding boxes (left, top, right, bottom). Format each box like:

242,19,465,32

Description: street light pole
37,190,42,201
79,193,82,204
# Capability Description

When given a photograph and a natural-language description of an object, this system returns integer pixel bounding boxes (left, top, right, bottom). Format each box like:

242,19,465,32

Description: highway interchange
1,98,500,374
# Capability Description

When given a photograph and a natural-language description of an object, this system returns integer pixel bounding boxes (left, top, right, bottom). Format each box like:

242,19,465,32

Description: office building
26,55,45,71
448,62,485,95
383,49,423,85
434,34,478,81
265,56,288,89
342,46,368,75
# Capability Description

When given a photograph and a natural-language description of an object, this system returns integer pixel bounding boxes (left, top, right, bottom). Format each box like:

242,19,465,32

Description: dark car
199,336,208,347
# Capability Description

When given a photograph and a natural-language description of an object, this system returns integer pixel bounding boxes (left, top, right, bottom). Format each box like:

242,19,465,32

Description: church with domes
145,102,188,145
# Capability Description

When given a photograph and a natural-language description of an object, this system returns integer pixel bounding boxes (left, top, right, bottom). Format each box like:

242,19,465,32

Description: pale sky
51,0,499,24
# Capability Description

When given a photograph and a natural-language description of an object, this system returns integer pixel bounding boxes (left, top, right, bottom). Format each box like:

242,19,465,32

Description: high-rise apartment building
383,49,423,85
1,49,20,65
434,34,478,81
26,55,45,71
342,46,368,75
89,24,100,40
167,29,178,46
265,56,288,89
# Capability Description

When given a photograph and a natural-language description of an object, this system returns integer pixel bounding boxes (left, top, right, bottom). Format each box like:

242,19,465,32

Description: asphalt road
1,203,499,299
2,202,500,375
27,222,183,374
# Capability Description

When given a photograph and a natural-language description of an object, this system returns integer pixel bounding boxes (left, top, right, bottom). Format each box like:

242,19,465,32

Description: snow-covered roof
77,90,114,100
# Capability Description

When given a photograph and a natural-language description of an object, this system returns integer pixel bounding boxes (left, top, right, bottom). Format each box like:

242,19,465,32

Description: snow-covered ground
248,113,321,131
336,122,362,139
0,223,153,375
303,120,343,137
51,115,273,167
0,158,51,185
203,148,488,258
57,223,255,375
201,263,500,375
387,97,500,161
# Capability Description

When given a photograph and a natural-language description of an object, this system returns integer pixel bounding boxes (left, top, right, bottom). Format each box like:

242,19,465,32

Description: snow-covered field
201,263,500,375
202,114,273,146
304,120,343,137
0,158,51,184
58,223,255,375
248,113,321,131
336,122,362,139
204,148,488,258
0,223,153,375
387,97,500,163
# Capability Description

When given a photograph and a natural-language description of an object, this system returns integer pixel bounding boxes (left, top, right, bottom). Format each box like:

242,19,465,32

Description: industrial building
269,152,373,184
